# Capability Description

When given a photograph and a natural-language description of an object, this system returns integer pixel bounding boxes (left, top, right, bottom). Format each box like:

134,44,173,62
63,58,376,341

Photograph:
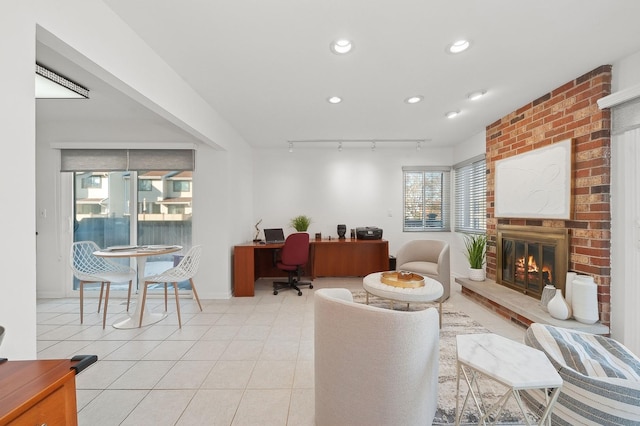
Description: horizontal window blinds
61,149,195,172
454,155,486,233
402,166,451,231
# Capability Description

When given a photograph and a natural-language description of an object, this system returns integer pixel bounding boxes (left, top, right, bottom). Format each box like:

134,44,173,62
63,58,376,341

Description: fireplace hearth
496,225,569,299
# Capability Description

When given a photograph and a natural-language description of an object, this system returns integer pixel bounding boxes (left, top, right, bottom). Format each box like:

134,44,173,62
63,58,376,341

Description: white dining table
94,245,182,329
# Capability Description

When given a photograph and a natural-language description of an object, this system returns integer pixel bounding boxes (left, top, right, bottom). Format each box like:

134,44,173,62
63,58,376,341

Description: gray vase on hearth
540,285,556,312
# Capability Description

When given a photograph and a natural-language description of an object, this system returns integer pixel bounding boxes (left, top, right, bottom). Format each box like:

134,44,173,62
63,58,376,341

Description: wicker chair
70,241,136,328
140,245,203,328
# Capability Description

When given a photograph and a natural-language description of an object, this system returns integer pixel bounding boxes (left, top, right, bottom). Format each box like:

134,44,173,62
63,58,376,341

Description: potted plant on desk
464,233,487,281
290,215,312,232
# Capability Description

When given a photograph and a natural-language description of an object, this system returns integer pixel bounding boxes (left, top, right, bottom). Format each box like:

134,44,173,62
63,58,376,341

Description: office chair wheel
273,290,278,295
297,291,302,296
309,284,313,289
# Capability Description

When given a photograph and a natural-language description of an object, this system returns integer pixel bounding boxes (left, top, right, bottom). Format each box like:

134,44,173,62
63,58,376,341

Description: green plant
464,234,487,269
290,215,312,232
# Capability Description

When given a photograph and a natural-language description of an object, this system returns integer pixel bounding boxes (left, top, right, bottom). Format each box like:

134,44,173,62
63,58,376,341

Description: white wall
252,144,482,278
0,0,255,357
0,0,37,360
611,50,640,92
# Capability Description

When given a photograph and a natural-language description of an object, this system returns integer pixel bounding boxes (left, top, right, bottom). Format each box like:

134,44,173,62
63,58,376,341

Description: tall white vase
572,275,599,324
547,289,572,320
565,271,577,307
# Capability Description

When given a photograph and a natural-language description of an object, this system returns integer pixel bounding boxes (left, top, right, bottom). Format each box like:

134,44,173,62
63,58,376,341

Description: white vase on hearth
547,289,572,320
572,275,599,324
565,271,577,307
540,285,556,312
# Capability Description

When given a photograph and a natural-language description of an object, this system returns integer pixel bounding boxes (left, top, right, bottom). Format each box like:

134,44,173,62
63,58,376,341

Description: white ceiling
37,0,640,149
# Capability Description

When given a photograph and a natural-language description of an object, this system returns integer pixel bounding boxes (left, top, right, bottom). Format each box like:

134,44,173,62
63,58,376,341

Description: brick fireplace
470,65,612,326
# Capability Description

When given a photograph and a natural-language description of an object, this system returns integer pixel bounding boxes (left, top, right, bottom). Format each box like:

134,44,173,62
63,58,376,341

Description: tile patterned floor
36,277,524,425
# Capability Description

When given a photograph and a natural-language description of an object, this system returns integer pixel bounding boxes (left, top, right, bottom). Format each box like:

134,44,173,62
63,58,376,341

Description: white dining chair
70,241,136,328
139,245,203,328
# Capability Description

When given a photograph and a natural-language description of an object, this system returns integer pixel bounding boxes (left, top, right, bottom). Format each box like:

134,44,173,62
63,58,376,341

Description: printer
356,226,383,240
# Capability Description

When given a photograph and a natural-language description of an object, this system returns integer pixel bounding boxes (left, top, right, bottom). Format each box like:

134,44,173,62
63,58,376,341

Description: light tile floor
36,277,524,426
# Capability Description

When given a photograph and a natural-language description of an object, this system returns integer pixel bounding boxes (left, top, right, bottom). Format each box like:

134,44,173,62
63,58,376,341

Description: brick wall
486,65,612,325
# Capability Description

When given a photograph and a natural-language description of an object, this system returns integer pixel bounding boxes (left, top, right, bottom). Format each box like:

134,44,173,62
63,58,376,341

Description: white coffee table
362,271,444,325
455,333,563,426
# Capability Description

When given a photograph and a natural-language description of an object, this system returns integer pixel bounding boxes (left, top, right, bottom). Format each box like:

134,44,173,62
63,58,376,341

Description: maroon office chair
273,232,314,296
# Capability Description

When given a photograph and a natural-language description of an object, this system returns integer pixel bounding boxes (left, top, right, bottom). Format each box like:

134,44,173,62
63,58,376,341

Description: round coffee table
363,271,444,326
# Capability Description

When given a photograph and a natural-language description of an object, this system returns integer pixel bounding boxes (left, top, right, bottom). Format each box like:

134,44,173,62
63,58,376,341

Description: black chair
273,233,313,296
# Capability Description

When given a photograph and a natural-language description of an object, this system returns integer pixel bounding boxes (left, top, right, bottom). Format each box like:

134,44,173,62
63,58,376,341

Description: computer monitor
264,228,285,244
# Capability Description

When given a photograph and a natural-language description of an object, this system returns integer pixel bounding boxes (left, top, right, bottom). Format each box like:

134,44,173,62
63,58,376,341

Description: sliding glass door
72,170,193,290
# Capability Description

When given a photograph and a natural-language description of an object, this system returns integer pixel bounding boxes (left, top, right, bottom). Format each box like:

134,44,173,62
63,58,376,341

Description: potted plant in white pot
290,215,312,232
464,233,487,281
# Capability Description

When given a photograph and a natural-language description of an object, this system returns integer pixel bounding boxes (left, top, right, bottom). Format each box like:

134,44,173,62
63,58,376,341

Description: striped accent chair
523,323,640,425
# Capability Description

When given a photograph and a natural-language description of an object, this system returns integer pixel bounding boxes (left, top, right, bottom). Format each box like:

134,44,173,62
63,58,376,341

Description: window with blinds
403,167,451,231
454,155,486,233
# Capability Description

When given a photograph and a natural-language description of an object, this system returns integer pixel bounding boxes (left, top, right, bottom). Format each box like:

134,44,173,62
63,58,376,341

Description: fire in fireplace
497,225,569,299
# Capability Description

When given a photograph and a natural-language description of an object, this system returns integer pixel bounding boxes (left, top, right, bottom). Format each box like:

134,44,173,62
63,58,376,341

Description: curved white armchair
314,288,440,426
141,245,203,328
396,239,450,300
70,241,136,328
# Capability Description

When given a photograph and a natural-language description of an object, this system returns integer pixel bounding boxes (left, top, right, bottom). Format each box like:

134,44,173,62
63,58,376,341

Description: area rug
351,291,535,425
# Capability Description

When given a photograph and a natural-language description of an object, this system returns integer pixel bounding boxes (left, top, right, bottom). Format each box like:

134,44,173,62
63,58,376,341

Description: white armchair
314,288,440,426
395,239,451,300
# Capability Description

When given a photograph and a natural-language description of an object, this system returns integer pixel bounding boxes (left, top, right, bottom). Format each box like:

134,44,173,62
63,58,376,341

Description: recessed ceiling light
445,110,460,119
327,96,342,104
467,90,486,101
447,39,470,54
405,96,423,104
330,39,353,54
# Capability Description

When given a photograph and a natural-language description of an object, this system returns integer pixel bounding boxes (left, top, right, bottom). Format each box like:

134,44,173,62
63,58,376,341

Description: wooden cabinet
0,359,81,425
311,239,389,277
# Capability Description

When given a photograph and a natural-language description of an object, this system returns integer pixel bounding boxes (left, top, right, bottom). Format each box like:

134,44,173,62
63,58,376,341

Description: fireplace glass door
497,225,568,300
507,241,556,296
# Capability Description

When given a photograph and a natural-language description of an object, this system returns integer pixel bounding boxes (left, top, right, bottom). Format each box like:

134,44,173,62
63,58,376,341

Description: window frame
402,166,451,232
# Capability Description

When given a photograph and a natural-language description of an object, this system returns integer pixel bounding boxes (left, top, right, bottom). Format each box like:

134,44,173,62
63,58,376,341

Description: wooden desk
233,239,389,296
0,358,87,425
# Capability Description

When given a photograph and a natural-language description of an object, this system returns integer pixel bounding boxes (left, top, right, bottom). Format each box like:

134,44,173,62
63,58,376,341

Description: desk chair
70,241,136,329
273,233,313,296
140,245,203,328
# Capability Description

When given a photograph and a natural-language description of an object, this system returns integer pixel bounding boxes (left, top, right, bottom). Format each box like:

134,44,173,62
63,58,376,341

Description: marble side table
455,333,562,426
